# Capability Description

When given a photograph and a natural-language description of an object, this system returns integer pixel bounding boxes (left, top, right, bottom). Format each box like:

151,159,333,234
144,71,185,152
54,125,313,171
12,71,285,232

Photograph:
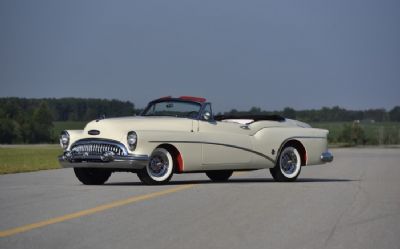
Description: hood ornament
96,114,106,122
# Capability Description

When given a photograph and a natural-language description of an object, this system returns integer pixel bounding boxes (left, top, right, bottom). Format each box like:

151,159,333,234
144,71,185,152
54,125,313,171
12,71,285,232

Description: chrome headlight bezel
59,131,70,150
127,131,137,151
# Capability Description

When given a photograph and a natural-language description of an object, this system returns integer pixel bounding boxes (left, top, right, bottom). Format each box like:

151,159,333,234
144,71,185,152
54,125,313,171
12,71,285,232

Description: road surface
0,148,399,249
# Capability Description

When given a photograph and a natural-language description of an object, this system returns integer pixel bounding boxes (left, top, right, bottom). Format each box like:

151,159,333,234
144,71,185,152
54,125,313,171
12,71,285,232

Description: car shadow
104,178,355,186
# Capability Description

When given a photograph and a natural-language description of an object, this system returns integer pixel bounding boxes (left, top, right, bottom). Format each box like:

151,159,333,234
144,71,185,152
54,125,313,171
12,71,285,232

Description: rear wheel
137,148,174,185
206,170,233,182
270,146,301,182
74,168,111,185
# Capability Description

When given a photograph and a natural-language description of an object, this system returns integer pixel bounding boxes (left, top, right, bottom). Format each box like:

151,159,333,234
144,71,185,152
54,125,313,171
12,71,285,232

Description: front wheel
137,148,174,185
206,170,233,182
270,146,301,182
74,168,111,185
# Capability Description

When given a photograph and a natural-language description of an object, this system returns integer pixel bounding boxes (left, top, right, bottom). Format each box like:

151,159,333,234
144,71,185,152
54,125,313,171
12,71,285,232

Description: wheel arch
156,144,184,173
277,139,307,166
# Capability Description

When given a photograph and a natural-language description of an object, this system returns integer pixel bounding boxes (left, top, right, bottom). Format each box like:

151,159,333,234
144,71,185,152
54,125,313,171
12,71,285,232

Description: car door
195,104,254,169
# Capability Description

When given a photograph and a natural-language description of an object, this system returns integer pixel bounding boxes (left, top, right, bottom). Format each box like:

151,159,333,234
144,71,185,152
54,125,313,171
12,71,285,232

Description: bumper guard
58,151,149,169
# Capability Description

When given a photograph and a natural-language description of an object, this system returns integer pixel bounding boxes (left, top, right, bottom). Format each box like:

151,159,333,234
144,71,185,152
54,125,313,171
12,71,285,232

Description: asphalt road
0,148,399,249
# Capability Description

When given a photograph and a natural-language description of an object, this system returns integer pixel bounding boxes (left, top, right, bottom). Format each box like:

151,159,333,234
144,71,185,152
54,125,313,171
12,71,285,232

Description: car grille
71,142,125,156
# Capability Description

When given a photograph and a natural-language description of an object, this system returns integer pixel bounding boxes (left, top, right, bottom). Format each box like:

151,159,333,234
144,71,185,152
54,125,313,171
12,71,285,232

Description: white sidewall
146,148,173,182
280,147,301,178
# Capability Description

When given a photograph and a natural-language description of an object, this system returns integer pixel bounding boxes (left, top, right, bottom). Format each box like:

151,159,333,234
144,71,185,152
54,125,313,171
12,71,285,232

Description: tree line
0,98,135,143
222,106,400,146
221,106,400,123
0,97,399,144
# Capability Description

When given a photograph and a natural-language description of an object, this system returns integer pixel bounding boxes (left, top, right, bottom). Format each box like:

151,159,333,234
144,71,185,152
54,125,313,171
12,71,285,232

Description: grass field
1,121,85,174
0,145,63,174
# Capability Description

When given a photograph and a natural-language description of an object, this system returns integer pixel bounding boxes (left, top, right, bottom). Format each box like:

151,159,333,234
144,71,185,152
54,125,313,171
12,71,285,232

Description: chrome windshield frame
141,98,206,120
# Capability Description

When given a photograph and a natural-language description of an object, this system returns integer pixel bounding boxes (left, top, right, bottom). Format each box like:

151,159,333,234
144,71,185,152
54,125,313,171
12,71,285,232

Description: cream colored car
59,96,333,185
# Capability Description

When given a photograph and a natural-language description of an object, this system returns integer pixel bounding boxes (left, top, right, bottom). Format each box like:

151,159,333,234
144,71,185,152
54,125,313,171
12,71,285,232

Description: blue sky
0,0,399,112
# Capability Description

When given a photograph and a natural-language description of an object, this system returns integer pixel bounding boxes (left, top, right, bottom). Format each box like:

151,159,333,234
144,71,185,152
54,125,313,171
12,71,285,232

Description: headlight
127,131,137,150
59,131,70,149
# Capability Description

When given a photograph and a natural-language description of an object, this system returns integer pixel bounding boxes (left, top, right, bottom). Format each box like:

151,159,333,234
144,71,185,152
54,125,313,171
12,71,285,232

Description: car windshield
142,101,201,118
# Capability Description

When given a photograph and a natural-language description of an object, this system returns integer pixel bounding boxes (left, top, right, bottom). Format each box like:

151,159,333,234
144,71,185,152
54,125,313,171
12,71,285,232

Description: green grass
0,145,63,174
1,121,85,174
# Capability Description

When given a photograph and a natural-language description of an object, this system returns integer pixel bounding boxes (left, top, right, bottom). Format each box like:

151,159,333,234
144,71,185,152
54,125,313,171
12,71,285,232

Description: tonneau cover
214,114,285,122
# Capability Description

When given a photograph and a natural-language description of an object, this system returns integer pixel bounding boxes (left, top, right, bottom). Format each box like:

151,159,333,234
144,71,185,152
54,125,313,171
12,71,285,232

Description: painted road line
0,184,194,238
233,171,246,176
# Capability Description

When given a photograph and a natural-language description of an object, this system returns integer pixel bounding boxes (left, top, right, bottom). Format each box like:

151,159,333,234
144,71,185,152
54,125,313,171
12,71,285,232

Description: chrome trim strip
150,136,326,165
148,140,275,163
281,136,326,140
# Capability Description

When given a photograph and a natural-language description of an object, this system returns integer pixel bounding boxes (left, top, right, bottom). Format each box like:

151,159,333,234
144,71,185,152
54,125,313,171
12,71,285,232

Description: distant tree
31,102,54,143
84,107,98,120
0,119,21,143
364,109,388,122
224,109,238,115
338,124,352,144
351,122,366,145
0,105,4,119
282,107,296,119
134,108,144,115
338,122,365,145
20,121,34,143
0,97,399,145
249,107,262,114
389,106,400,122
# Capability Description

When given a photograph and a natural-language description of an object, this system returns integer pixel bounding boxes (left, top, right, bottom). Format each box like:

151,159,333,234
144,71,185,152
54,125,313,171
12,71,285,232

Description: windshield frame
141,99,204,119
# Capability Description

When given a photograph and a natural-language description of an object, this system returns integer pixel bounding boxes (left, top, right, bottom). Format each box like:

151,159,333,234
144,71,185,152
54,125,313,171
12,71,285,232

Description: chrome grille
71,142,125,156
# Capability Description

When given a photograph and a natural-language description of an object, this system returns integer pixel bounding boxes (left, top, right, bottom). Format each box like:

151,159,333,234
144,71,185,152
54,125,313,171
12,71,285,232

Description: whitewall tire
137,148,174,185
270,146,301,182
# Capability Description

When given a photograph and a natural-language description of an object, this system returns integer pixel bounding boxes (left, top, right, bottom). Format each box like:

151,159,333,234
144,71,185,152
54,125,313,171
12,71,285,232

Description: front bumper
58,152,149,170
320,151,334,163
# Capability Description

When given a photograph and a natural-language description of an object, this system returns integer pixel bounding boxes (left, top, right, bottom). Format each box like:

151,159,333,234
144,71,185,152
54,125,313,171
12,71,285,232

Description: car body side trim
149,140,275,163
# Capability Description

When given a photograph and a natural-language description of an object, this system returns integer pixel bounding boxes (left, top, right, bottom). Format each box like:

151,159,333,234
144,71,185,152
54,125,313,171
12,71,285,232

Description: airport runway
0,148,399,249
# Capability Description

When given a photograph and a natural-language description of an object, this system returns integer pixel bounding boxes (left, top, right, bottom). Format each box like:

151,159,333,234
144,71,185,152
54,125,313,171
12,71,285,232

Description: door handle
240,125,250,130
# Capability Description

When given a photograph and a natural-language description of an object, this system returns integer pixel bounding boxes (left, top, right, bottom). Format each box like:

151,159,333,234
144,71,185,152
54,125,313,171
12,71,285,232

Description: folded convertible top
214,114,285,122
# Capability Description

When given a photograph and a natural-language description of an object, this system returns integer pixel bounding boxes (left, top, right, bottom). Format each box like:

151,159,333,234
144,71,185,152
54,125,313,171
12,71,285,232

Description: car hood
84,116,193,134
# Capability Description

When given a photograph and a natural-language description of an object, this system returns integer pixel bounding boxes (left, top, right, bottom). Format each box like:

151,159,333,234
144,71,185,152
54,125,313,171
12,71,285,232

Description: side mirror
203,111,211,121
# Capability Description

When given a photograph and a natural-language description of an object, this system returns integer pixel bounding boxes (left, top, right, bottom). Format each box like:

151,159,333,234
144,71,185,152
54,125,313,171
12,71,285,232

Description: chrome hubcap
281,150,298,175
149,155,169,177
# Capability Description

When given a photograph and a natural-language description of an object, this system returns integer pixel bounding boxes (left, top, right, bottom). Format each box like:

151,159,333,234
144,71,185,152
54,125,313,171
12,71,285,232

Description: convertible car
58,96,333,185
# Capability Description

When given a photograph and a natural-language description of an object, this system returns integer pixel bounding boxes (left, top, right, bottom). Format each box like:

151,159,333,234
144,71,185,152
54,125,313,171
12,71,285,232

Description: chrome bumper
321,151,334,163
58,152,149,170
